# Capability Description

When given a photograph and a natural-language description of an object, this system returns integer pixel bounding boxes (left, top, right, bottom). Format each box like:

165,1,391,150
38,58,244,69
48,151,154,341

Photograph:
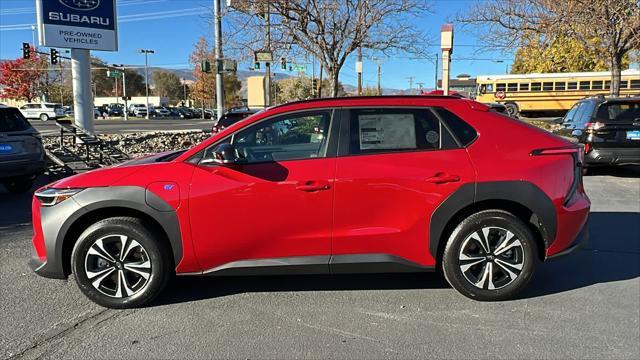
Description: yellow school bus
475,69,640,117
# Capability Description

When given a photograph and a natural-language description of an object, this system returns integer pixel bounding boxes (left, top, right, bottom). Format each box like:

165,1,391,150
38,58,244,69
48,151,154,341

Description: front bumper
547,219,589,260
585,147,640,165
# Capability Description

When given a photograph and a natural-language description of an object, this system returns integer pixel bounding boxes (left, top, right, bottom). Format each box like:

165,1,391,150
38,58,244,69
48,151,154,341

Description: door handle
425,172,460,184
296,181,331,192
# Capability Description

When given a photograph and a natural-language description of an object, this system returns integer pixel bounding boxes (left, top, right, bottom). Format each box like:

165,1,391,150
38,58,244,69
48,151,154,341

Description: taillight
585,122,605,130
531,146,583,207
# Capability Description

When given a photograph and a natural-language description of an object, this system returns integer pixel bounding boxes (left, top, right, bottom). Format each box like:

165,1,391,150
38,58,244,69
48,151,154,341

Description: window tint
567,82,578,90
507,83,518,92
234,111,331,162
630,80,640,89
496,83,506,92
555,82,566,91
596,102,640,122
348,108,442,154
435,108,477,146
592,81,603,90
519,83,529,91
543,82,554,91
579,81,590,90
0,108,31,132
531,82,541,91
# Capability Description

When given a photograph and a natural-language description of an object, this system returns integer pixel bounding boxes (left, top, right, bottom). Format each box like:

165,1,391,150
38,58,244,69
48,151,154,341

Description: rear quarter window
434,108,477,146
0,108,31,132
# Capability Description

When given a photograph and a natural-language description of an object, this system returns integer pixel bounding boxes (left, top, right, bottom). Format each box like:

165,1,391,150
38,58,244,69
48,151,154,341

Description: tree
190,37,216,110
153,70,183,101
456,0,640,95
0,47,47,102
228,0,432,97
223,72,242,108
91,57,115,97
361,86,379,96
275,75,342,103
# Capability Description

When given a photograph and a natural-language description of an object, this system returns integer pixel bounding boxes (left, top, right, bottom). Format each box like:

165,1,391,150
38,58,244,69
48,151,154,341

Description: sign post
36,0,118,134
440,24,454,96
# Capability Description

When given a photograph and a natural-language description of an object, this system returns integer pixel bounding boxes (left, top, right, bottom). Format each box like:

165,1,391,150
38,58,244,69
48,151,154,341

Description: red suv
29,96,590,308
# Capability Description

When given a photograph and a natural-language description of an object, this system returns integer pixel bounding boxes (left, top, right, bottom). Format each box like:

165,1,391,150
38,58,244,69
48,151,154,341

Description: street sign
291,64,307,72
107,70,122,78
254,51,273,62
36,0,118,51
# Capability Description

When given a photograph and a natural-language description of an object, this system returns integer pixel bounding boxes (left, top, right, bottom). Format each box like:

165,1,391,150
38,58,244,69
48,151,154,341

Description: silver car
0,106,46,193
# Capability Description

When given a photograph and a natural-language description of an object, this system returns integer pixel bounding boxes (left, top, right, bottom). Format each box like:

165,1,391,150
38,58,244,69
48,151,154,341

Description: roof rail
269,95,463,111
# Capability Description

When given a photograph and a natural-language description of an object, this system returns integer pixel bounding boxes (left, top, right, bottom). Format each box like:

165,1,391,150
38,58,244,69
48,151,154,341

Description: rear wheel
39,113,49,122
71,217,171,308
3,177,34,193
442,210,538,301
504,103,519,118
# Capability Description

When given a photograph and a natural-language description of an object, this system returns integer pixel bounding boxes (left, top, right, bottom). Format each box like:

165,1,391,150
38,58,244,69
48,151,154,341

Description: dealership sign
36,0,118,51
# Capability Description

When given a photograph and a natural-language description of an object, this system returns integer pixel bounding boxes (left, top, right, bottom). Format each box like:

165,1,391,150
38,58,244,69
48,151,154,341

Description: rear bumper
28,256,66,279
0,158,46,180
585,147,640,165
547,218,589,260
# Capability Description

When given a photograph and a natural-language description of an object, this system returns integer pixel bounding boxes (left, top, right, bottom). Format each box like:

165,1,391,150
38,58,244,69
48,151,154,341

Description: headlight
35,188,83,207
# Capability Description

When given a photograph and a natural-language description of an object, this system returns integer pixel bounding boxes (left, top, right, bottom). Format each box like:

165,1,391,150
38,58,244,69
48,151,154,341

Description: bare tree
456,0,640,96
227,0,432,97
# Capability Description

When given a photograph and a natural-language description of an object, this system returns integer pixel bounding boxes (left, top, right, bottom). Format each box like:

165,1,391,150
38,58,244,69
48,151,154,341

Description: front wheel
442,210,538,301
40,113,49,122
71,217,171,308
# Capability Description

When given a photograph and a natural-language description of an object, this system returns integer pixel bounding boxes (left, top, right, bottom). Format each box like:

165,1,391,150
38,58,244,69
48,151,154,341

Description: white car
128,104,148,117
19,103,65,121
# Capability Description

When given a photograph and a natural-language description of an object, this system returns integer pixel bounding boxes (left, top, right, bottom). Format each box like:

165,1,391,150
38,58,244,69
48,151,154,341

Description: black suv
0,106,46,193
554,96,640,170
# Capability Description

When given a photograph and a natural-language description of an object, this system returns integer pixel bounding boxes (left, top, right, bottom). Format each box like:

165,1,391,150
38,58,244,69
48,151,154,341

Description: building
437,74,477,98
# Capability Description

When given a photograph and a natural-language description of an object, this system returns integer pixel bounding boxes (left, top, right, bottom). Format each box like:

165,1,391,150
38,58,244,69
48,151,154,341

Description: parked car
211,107,259,134
94,108,106,120
128,104,148,117
153,107,171,117
553,95,640,171
0,106,46,193
204,109,216,119
176,107,194,119
106,104,124,117
19,103,65,121
29,95,590,308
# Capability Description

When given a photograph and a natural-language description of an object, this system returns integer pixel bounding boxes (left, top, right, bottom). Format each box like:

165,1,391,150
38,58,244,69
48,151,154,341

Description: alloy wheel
458,226,525,290
84,235,152,298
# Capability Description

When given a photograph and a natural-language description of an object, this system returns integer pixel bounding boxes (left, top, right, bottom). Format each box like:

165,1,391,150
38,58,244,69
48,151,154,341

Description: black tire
3,177,34,193
71,217,171,309
442,210,538,301
40,113,49,122
504,103,519,118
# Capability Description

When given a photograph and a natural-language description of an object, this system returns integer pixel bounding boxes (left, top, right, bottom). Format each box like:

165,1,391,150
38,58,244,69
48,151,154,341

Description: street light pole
139,49,154,119
214,0,224,120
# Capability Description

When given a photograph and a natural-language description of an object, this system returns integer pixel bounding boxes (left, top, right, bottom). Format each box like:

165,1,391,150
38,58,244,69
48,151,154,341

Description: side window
435,108,477,146
543,82,554,91
563,103,580,123
507,83,518,92
567,82,578,90
592,81,603,90
348,108,443,155
554,82,566,91
519,83,529,91
531,82,541,91
486,84,494,92
233,111,331,162
575,102,596,124
496,83,506,92
630,80,640,89
579,81,590,90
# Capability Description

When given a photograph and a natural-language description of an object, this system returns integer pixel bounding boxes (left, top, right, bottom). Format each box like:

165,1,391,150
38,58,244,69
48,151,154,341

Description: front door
189,110,337,273
331,107,476,268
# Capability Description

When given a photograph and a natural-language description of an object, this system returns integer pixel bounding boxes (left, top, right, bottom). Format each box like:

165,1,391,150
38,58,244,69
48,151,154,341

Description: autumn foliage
0,46,47,102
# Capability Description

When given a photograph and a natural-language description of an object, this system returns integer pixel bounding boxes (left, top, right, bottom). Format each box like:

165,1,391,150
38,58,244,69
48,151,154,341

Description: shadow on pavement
584,164,640,178
0,176,57,228
155,211,639,305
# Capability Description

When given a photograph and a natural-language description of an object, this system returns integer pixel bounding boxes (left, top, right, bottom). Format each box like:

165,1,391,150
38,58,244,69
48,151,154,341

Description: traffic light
312,78,318,89
254,61,260,70
50,48,59,65
280,57,286,70
201,60,211,73
22,43,30,59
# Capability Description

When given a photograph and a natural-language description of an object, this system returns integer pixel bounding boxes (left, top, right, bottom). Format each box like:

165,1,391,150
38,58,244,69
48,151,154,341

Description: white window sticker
359,114,416,150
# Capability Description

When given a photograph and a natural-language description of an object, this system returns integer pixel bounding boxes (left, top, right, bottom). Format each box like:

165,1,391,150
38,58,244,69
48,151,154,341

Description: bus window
555,82,566,91
496,83,506,91
531,82,541,91
592,81,603,90
631,80,640,89
604,81,611,90
579,81,590,90
486,84,494,92
567,82,578,90
543,82,553,91
507,83,518,92
621,80,629,89
519,83,529,91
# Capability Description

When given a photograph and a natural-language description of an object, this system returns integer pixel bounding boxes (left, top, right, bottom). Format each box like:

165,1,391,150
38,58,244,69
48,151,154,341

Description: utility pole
183,78,187,105
264,4,271,107
407,76,414,95
434,53,438,90
139,49,154,119
311,56,316,98
317,64,323,98
356,0,364,96
214,0,224,120
114,75,119,106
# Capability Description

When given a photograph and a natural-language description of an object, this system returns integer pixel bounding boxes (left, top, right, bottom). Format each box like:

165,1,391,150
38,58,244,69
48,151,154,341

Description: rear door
331,107,476,268
592,101,640,148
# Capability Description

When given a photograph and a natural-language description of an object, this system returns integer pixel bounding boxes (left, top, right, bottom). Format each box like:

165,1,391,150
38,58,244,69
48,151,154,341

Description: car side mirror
201,143,247,166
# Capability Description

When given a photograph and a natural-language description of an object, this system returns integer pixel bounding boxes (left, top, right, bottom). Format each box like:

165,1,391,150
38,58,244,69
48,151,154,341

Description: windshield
0,108,31,132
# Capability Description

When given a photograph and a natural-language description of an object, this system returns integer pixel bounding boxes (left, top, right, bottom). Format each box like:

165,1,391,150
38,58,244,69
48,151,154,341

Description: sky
0,0,513,90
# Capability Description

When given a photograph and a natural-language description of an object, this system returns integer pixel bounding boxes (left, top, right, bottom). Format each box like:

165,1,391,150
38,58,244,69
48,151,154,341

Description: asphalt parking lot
1,167,638,359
